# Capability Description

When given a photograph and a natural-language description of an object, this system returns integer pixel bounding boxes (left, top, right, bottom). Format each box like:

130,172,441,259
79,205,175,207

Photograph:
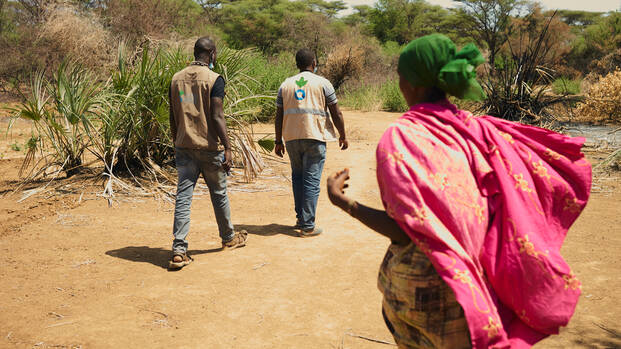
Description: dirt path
0,111,619,348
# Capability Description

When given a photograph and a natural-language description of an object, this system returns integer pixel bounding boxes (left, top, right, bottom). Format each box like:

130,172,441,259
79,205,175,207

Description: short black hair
295,48,315,70
194,37,215,60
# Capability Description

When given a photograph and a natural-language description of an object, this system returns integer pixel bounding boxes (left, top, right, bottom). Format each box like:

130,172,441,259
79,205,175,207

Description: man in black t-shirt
168,37,248,269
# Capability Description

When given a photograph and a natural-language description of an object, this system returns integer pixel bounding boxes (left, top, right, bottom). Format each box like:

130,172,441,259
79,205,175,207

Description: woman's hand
327,168,351,210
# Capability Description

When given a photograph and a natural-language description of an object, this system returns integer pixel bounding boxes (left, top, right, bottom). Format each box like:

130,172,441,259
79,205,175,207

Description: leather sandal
169,253,193,269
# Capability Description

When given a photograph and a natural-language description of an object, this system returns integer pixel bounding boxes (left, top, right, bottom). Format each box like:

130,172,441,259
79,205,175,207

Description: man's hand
339,136,349,150
223,149,233,172
275,143,285,157
327,168,351,209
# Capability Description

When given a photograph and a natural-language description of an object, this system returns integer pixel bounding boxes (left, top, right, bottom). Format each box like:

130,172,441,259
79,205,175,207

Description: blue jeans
285,139,327,230
172,148,234,254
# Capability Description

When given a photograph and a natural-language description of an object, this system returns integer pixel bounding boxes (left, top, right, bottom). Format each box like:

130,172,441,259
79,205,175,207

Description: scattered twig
48,312,64,319
17,156,70,203
346,332,396,346
138,308,168,319
46,321,76,328
252,262,269,270
608,126,621,135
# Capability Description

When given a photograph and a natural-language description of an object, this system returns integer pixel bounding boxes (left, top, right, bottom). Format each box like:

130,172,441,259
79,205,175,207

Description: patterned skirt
378,243,471,349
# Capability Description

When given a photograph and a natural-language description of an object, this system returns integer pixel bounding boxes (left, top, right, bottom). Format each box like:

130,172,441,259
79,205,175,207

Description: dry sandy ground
0,110,619,349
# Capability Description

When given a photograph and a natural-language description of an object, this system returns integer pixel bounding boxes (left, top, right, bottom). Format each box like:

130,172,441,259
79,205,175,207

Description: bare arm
209,97,233,171
327,169,410,245
169,86,177,143
275,105,284,143
328,103,348,150
274,105,285,157
328,103,345,138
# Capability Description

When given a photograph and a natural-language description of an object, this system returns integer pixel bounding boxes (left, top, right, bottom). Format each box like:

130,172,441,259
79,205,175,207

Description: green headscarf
398,34,486,101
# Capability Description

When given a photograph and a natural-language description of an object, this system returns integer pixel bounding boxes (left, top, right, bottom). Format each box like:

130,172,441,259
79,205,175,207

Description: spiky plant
11,43,276,191
480,11,580,126
111,43,187,175
11,63,111,178
213,46,275,181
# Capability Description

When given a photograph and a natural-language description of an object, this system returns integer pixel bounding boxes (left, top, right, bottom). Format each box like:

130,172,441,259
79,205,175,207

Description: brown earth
0,110,619,348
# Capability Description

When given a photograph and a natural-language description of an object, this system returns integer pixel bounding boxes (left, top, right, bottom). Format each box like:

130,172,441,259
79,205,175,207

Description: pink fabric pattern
375,101,591,348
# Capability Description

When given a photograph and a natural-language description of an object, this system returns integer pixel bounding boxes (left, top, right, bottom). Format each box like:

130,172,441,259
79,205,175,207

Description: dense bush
1,0,620,128
322,44,364,91
11,44,275,181
39,4,115,71
103,0,206,40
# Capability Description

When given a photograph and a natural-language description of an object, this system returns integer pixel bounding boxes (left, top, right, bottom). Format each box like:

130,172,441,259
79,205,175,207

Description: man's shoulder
171,69,186,82
281,73,302,87
282,72,332,89
313,73,332,86
172,65,220,82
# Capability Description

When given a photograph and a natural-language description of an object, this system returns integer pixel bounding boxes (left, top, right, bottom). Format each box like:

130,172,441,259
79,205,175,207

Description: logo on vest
294,76,308,101
179,90,195,104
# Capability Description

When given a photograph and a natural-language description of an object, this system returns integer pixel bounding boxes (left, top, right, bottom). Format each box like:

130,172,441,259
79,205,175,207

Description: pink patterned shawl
376,101,591,348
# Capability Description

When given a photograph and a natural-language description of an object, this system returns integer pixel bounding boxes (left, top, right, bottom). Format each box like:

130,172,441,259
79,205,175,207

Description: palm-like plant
111,44,187,175
12,63,111,178
11,42,276,190
213,46,275,181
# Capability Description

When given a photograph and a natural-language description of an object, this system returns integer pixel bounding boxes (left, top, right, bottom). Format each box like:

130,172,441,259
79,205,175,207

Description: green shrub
380,79,408,112
339,84,383,112
381,41,403,57
552,77,581,95
245,52,296,122
339,79,408,112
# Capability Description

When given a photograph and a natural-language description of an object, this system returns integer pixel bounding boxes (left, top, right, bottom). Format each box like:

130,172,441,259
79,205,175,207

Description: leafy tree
219,0,305,52
304,0,347,18
218,0,345,54
566,11,621,75
557,10,603,27
367,0,454,44
343,5,373,26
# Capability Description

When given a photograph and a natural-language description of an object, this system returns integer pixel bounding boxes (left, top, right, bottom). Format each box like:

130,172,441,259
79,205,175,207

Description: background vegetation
1,0,620,180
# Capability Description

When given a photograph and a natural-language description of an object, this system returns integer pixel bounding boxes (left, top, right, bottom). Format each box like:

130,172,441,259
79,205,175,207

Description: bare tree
195,0,225,23
16,0,49,22
455,0,524,69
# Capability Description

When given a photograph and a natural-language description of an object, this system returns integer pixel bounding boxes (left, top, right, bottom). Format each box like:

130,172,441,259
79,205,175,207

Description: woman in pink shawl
326,34,591,349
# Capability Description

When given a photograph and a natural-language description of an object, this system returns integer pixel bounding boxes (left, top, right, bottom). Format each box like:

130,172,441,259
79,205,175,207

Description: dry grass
39,4,115,70
322,44,364,91
576,70,621,123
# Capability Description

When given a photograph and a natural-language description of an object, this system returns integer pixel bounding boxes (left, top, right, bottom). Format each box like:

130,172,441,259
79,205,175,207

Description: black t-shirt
210,76,225,99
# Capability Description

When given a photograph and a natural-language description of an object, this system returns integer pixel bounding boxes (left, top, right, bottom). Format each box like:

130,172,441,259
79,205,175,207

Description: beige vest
281,72,337,142
170,65,221,150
